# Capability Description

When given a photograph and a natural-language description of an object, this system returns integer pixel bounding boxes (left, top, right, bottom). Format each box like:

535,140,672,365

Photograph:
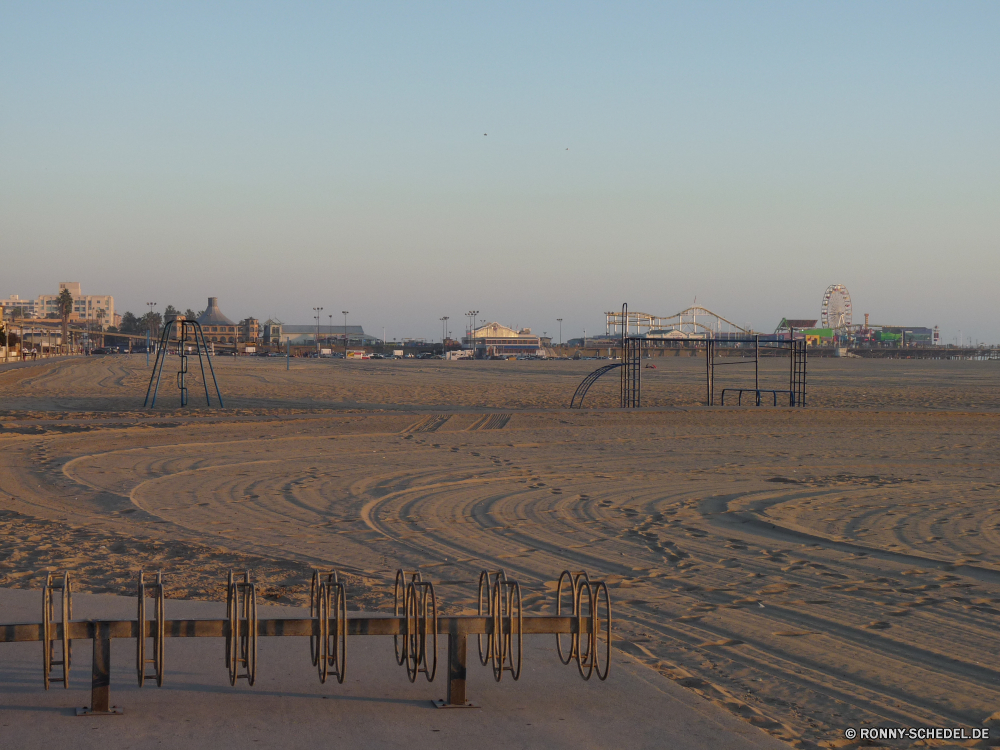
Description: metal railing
0,568,612,714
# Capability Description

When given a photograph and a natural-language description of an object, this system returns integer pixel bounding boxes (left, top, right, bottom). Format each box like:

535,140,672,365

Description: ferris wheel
821,284,852,329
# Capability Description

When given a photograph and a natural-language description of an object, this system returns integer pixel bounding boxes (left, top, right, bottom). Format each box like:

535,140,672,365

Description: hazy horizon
2,3,997,344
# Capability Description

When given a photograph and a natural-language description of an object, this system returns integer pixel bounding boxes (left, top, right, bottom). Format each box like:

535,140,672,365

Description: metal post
434,631,476,708
195,323,224,408
193,326,208,404
76,621,121,715
789,336,795,406
286,338,290,370
801,342,807,407
754,335,760,405
146,325,171,408
447,633,466,704
705,340,714,406
178,323,188,407
146,331,150,367
92,623,110,711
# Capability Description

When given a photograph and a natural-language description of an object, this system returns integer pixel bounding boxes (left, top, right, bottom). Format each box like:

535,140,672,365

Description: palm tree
96,308,106,347
57,288,73,354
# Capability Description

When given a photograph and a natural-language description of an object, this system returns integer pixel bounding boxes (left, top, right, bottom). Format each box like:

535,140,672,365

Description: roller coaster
604,305,749,339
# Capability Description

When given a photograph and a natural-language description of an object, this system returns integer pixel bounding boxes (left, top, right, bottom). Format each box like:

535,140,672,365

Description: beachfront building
239,317,261,344
279,325,375,347
462,322,541,357
0,282,115,325
262,319,282,346
196,297,239,343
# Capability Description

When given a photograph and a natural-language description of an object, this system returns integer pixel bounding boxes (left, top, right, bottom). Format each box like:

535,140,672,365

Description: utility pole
557,318,563,348
313,307,323,354
342,311,349,355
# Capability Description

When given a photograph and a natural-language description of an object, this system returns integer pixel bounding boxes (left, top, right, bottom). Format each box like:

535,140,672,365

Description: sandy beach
1,355,998,748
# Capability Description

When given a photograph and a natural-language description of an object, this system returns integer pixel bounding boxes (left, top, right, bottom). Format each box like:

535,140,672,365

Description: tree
139,311,162,337
119,311,139,334
57,288,73,353
184,309,197,320
95,308,107,346
164,305,179,319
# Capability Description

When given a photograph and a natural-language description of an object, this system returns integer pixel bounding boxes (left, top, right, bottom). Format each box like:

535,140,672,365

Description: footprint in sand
700,638,744,647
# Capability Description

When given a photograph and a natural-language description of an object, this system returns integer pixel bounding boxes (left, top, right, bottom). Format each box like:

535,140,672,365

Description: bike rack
0,568,612,714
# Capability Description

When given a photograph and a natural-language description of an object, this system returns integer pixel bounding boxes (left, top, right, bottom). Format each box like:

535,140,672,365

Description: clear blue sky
1,2,997,343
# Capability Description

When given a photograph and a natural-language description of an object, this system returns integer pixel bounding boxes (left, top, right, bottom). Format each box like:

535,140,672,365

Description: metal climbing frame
143,319,224,409
706,336,807,407
791,339,807,406
569,363,623,408
570,302,642,409
0,568,612,714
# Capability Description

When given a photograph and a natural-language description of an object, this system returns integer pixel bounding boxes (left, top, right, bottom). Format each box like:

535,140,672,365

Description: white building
0,282,115,325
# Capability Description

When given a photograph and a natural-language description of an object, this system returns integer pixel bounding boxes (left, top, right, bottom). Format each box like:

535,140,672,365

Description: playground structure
143,318,224,408
1,568,611,714
572,304,807,408
707,337,807,407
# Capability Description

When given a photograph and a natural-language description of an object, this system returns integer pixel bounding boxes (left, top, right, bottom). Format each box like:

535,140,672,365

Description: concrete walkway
0,588,788,749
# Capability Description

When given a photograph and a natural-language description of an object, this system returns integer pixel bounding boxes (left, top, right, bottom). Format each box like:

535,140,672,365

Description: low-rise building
462,322,541,356
195,297,239,343
279,325,375,347
262,319,282,346
239,318,261,344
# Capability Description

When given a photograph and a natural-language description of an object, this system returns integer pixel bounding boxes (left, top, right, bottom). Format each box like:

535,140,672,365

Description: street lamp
467,310,479,356
557,318,563,347
328,314,333,349
313,307,323,353
342,311,349,355
146,302,157,364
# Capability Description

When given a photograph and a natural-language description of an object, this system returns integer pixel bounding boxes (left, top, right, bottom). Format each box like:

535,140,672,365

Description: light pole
328,314,333,350
342,311,349,355
467,310,479,357
146,302,156,364
557,318,563,347
313,307,323,354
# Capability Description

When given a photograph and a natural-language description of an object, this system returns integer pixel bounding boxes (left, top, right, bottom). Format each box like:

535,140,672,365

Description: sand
1,354,999,748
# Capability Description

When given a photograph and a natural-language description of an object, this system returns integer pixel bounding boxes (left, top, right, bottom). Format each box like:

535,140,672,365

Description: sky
1,2,998,344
